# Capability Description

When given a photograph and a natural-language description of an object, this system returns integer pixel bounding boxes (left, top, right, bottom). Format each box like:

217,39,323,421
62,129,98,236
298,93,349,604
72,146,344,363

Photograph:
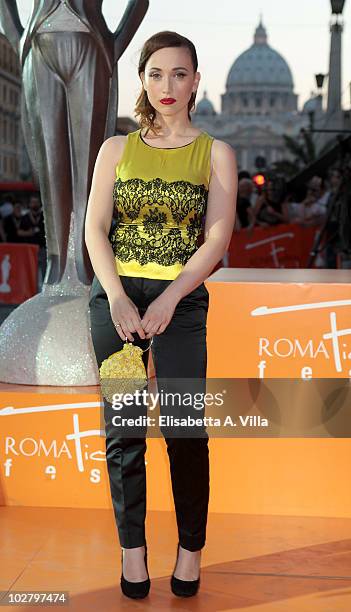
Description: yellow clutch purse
99,338,153,402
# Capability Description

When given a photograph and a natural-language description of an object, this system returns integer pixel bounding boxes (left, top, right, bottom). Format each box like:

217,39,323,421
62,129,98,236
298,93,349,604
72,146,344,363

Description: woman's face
330,170,342,188
140,46,200,119
13,203,22,217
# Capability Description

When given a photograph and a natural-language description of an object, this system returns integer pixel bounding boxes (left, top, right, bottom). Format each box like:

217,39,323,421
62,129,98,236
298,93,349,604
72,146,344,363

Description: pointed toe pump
170,543,201,597
120,544,150,599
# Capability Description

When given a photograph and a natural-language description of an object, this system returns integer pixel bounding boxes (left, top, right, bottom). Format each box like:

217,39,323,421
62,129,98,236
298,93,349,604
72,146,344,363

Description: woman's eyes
149,73,186,79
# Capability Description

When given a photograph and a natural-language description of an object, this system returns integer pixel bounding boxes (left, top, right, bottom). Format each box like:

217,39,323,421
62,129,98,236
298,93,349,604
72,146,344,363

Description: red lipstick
160,98,176,104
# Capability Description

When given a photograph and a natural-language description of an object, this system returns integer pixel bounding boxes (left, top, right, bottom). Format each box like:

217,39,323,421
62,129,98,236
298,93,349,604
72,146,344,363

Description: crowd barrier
227,222,324,268
0,243,39,304
0,224,325,306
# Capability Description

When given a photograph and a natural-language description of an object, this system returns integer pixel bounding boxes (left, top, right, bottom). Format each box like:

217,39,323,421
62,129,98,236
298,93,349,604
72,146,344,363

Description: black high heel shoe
170,542,201,597
120,544,150,599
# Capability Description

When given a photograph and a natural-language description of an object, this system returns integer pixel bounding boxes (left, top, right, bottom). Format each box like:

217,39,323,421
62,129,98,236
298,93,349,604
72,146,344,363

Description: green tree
271,130,316,177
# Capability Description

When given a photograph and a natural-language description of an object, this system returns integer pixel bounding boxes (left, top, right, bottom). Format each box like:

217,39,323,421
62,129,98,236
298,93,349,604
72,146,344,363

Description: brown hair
134,31,198,136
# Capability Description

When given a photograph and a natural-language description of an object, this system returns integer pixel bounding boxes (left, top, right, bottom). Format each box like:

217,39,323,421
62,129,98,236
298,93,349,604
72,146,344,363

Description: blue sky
14,0,351,118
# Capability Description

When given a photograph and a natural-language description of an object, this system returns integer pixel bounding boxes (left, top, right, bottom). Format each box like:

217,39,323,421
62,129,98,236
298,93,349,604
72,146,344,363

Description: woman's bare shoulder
209,138,237,175
104,134,128,154
212,138,236,158
100,135,128,167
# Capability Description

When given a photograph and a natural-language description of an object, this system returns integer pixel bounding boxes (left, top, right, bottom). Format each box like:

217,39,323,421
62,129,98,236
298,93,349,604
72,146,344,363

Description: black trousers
89,274,210,551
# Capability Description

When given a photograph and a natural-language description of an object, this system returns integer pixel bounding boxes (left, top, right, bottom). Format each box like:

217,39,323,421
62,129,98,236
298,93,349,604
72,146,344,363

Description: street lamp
315,73,327,90
330,0,345,14
314,74,327,115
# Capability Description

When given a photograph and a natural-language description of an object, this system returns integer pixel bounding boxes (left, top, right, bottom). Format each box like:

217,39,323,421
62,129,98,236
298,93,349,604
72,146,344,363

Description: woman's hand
141,292,179,339
108,292,146,342
266,204,276,215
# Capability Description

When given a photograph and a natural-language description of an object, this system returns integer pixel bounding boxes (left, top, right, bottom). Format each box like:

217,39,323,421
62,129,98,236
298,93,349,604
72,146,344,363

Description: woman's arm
281,198,292,224
17,227,35,238
301,206,327,226
84,136,146,341
85,137,125,298
161,139,238,303
264,205,286,222
247,193,264,228
247,204,255,225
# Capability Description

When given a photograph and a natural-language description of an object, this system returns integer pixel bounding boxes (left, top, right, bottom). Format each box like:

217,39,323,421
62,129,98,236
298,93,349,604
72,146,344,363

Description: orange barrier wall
206,268,351,378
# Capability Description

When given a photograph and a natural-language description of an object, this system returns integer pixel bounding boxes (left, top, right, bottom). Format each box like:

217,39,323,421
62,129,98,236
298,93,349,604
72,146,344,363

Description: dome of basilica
302,94,323,114
226,19,294,90
195,90,216,115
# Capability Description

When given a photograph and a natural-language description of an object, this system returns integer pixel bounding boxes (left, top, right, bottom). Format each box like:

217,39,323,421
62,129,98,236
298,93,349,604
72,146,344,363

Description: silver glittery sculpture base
0,284,99,386
0,214,99,386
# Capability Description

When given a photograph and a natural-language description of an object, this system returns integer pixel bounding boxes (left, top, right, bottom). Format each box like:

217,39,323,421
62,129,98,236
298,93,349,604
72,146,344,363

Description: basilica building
193,19,312,172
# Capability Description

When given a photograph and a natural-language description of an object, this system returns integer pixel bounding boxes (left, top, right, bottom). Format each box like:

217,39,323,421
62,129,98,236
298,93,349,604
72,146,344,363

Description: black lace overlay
111,177,208,266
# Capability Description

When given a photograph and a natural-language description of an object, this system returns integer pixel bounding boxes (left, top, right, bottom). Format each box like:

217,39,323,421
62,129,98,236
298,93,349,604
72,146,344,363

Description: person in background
0,194,14,241
289,179,327,227
3,202,39,243
238,170,251,180
309,175,330,210
249,178,289,228
27,196,46,247
328,168,343,196
0,194,12,242
236,178,254,229
238,170,259,208
324,167,344,268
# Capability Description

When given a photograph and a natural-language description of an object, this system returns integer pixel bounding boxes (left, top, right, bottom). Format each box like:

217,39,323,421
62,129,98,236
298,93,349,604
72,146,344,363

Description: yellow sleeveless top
110,128,214,280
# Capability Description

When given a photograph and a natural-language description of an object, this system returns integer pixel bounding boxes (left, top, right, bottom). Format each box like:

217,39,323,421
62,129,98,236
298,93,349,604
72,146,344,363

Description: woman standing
250,178,289,228
85,30,237,600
